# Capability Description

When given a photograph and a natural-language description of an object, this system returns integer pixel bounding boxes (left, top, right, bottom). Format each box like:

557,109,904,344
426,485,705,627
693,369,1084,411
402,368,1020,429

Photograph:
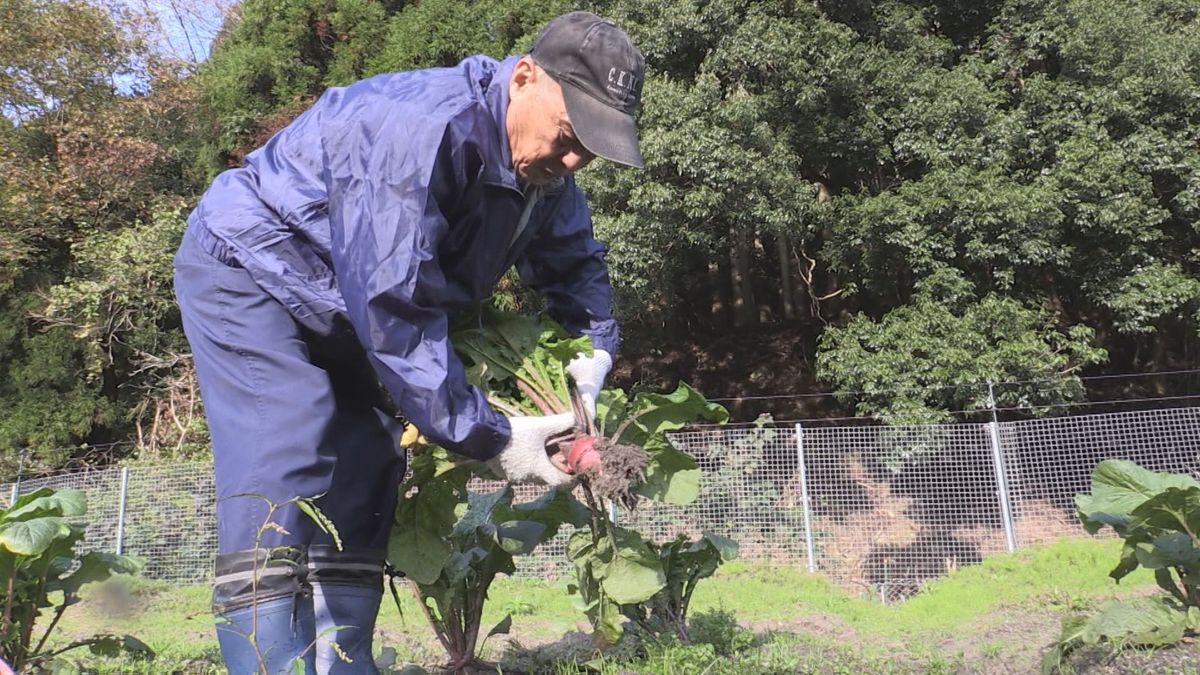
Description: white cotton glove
565,349,612,419
487,412,576,486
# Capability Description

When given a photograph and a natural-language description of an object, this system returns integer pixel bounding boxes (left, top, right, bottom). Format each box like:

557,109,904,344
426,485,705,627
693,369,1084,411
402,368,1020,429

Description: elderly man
173,11,644,673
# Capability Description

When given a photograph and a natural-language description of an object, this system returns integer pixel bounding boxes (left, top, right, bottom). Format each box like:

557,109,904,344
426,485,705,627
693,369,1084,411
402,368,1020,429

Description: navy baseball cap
530,11,646,168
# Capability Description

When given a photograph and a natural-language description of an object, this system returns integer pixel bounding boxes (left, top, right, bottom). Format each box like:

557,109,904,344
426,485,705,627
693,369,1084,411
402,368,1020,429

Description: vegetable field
43,539,1198,674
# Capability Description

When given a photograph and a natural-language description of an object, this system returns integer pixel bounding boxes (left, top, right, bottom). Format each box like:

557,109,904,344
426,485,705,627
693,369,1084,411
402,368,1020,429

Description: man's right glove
566,349,613,419
487,412,576,487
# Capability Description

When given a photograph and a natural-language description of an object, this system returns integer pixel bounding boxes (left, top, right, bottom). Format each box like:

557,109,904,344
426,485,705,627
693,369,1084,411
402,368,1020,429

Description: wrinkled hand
566,349,612,419
487,413,576,486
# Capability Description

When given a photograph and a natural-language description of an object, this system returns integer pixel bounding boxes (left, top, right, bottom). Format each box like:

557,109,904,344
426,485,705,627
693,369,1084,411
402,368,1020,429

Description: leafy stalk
1,564,17,660
410,582,452,656
516,379,559,416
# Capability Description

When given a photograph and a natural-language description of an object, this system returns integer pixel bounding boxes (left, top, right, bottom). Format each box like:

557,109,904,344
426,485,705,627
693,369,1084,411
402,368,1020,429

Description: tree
0,1,200,465
816,269,1107,424
0,0,141,120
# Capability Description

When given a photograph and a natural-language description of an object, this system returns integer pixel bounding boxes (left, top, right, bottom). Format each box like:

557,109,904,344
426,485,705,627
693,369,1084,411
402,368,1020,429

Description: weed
687,608,753,657
500,599,536,617
980,639,1005,658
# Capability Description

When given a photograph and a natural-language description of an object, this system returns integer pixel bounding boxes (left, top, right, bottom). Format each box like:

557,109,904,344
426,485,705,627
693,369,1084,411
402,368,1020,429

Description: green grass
687,537,1151,637
47,536,1156,672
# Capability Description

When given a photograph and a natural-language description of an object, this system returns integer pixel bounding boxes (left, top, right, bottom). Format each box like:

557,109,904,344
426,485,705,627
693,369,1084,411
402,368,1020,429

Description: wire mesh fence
3,406,1197,598
798,423,1008,602
1000,407,1200,548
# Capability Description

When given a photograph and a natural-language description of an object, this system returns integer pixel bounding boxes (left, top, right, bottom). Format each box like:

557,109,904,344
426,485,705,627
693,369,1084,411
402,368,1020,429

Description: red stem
516,380,559,415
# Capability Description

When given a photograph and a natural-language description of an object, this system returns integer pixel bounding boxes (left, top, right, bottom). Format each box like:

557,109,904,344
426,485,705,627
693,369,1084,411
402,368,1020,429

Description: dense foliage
3,0,1200,467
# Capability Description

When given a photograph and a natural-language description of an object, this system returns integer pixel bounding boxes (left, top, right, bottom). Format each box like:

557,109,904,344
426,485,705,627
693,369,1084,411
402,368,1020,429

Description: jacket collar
484,55,522,191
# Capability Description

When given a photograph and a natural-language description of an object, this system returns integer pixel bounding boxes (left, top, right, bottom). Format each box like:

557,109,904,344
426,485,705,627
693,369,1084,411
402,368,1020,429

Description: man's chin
519,167,560,187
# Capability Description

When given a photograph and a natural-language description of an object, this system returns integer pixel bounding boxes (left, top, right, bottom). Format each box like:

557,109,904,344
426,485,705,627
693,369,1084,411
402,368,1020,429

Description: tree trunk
776,233,797,321
730,223,757,327
708,259,729,326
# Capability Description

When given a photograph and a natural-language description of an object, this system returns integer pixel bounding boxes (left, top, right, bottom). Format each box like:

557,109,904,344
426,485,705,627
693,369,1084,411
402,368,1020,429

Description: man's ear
509,56,539,100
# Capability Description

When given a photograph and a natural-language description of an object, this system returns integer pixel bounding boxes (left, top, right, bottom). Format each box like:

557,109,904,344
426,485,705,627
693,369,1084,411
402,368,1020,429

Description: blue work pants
174,227,405,673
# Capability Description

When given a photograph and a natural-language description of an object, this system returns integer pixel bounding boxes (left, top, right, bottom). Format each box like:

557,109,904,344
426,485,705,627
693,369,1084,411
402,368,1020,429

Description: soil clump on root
585,440,648,510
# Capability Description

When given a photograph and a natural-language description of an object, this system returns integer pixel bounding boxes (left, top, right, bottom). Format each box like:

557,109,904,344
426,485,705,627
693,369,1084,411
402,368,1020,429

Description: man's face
507,57,596,186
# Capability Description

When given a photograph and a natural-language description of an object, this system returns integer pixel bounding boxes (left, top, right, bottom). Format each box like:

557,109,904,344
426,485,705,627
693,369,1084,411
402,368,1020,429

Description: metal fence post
795,423,817,573
9,448,26,506
987,381,1017,552
115,466,130,555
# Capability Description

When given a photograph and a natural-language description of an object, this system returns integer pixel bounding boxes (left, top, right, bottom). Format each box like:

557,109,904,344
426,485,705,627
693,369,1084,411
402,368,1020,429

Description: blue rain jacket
186,55,619,461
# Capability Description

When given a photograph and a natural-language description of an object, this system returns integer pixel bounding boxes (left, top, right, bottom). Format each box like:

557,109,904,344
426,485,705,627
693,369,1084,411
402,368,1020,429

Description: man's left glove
487,412,576,487
566,349,612,418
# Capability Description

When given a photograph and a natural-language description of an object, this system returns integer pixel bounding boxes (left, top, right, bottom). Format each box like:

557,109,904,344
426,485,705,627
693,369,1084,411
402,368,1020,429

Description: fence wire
3,407,1197,599
1000,407,1200,548
801,423,1007,602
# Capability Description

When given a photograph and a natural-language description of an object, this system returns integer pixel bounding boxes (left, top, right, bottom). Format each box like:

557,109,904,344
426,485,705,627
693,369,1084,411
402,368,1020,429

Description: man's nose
561,150,593,173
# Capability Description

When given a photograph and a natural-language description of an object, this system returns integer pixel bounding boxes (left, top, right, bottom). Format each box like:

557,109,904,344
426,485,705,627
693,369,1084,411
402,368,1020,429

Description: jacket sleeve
516,179,620,355
323,107,511,461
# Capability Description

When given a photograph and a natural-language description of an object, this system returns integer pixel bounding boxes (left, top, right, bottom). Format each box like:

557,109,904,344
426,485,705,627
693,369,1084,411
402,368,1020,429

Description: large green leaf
1076,460,1200,532
494,520,546,555
701,533,740,561
1077,597,1190,647
0,516,72,555
1155,568,1188,604
87,634,154,659
1136,532,1200,570
635,439,701,505
615,382,729,446
594,596,624,644
488,309,542,357
453,486,514,539
595,388,629,439
487,613,513,638
567,530,596,562
1109,541,1141,582
498,488,590,541
5,488,87,521
602,553,665,605
388,523,451,586
599,528,665,604
1128,487,1200,537
55,551,142,596
444,548,487,587
543,331,592,366
388,480,464,585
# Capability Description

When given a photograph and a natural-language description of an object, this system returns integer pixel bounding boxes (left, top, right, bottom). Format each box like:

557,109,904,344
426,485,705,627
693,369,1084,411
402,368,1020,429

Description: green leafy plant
389,448,588,673
687,607,755,657
0,487,148,670
1043,459,1200,672
454,309,733,645
620,533,739,643
388,309,734,669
